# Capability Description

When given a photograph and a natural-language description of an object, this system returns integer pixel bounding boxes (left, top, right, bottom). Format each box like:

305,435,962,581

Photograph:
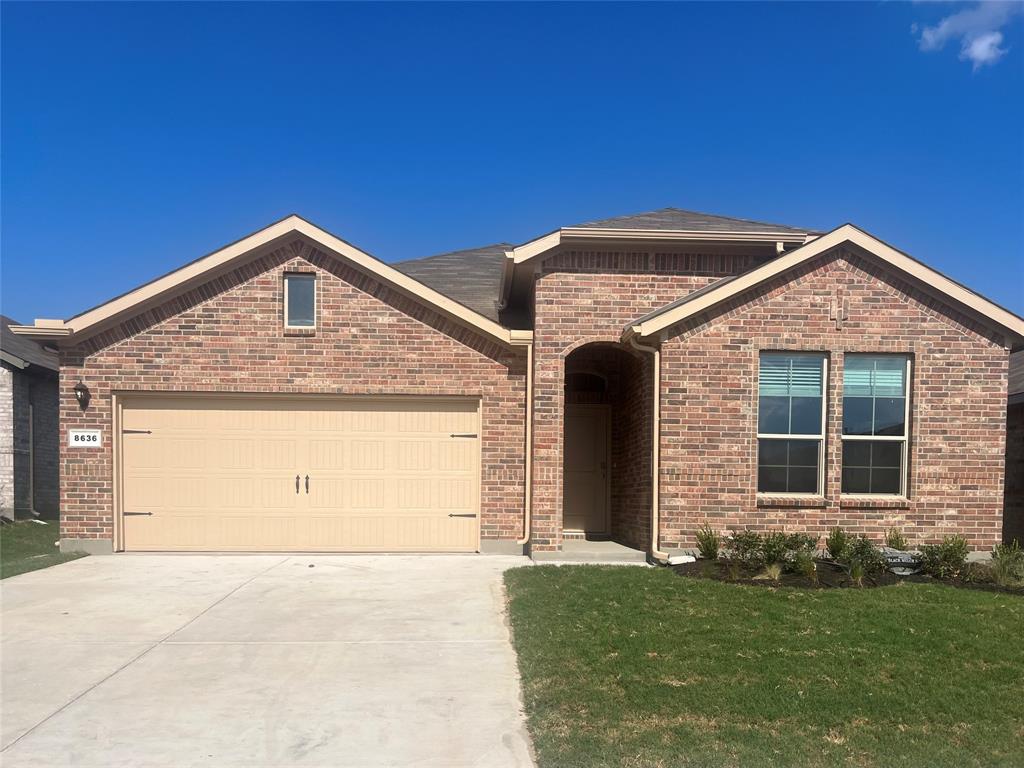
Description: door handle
295,475,300,494
305,475,310,494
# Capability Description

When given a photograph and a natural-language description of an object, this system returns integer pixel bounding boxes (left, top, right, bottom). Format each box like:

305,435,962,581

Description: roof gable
12,216,523,347
624,224,1024,346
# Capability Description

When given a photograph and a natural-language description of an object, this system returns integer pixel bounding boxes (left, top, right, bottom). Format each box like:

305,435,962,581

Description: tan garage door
120,396,480,552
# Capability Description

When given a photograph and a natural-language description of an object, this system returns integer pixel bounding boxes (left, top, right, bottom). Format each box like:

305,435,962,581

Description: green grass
504,566,1024,768
0,519,86,579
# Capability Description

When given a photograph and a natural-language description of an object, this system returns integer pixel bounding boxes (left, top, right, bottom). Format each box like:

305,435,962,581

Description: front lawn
0,519,86,579
505,566,1024,768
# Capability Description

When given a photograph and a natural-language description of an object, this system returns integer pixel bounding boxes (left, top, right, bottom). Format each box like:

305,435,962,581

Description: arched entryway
563,343,652,550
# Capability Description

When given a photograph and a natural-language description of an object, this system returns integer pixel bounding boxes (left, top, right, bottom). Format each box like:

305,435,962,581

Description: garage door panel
121,397,479,552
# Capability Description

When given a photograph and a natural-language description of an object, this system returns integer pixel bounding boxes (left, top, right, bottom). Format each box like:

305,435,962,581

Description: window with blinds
842,355,911,495
757,353,827,494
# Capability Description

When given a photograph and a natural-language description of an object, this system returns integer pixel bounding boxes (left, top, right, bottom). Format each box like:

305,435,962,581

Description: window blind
759,354,823,397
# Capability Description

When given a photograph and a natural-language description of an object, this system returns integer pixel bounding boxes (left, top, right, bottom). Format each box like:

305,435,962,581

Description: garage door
119,396,480,552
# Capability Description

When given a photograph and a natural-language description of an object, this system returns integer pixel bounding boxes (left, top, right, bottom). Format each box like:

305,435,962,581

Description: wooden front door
563,404,609,534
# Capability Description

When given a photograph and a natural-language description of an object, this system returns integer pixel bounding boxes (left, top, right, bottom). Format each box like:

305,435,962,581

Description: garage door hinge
122,429,152,434
448,513,478,518
449,433,478,438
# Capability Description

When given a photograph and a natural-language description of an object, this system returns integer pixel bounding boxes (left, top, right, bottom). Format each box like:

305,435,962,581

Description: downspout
517,340,533,547
628,336,670,563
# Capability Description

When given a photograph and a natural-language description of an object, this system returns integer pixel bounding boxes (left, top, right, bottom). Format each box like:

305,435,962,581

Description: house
1005,351,1023,545
1,316,59,520
10,209,1024,557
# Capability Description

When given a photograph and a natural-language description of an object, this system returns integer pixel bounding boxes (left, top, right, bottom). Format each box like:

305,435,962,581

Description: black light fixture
73,380,91,409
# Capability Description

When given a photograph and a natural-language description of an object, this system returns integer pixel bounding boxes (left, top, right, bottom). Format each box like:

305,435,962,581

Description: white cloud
915,1,1022,71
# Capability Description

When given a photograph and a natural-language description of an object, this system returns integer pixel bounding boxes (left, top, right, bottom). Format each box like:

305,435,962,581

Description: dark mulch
672,557,1024,595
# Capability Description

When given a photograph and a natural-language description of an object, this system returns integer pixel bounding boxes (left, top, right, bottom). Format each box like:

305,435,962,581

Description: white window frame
284,272,316,330
840,355,912,498
756,353,828,497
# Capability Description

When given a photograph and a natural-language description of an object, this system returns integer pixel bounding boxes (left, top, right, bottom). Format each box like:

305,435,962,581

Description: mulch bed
671,558,1024,595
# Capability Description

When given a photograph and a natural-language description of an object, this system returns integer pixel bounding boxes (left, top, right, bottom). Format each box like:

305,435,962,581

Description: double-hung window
841,355,910,495
757,353,827,494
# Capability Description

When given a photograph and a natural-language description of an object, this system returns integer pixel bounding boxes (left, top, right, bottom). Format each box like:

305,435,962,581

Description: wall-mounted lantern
73,379,91,410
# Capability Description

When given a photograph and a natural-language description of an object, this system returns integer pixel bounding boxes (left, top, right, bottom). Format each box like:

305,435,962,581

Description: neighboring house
10,209,1024,557
1,315,59,520
1005,351,1023,545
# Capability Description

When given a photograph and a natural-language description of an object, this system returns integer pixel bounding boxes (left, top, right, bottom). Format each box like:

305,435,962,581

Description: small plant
761,532,790,566
850,560,865,588
726,559,741,581
791,549,818,584
695,523,721,560
759,562,783,581
826,527,849,561
990,541,1024,587
885,528,908,550
920,535,970,580
724,530,764,570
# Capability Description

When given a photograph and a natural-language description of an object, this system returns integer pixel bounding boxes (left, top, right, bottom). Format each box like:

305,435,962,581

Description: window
757,353,827,494
841,355,910,495
284,273,316,328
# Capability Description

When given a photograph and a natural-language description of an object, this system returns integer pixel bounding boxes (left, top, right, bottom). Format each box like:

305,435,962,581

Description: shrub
885,528,908,550
840,536,887,577
761,532,790,566
724,530,764,570
919,535,970,580
695,524,721,560
760,562,783,581
791,548,818,583
826,527,849,561
850,560,865,588
990,541,1024,587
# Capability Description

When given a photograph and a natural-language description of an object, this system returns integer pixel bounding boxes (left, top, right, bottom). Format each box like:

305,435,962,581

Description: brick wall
60,238,526,545
1004,402,1023,545
659,247,1010,551
531,247,770,550
0,365,12,518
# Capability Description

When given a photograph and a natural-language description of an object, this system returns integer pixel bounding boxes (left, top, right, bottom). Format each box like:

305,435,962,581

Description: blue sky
2,1,1022,322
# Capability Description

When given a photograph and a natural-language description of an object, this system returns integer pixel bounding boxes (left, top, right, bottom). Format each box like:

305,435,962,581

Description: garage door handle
124,511,153,516
448,513,477,518
450,433,477,438
295,475,300,494
305,475,310,494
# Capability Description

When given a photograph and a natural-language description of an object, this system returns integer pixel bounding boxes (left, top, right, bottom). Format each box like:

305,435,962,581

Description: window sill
839,495,911,509
284,327,316,337
756,494,827,508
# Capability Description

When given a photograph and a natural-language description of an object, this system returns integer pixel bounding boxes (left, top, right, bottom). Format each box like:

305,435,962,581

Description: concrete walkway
0,554,535,767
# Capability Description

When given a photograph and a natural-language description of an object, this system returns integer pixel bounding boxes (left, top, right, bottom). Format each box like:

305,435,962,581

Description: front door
563,404,609,535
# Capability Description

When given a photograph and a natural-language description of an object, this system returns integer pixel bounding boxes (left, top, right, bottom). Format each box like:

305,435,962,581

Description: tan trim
625,224,1024,342
12,215,519,347
510,227,808,265
517,340,533,545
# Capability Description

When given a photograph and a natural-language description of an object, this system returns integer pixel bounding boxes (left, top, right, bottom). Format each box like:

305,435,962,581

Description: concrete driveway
0,554,535,767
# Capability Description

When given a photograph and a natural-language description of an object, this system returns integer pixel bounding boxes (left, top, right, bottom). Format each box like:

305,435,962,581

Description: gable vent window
757,352,827,494
841,355,911,496
284,273,316,329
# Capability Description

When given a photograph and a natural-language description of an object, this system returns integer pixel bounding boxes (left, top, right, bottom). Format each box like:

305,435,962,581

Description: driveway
0,554,535,767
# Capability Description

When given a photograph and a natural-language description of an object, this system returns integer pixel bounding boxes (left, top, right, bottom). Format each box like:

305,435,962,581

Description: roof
393,244,511,323
1010,351,1024,402
571,207,812,235
624,223,1024,346
1,315,58,371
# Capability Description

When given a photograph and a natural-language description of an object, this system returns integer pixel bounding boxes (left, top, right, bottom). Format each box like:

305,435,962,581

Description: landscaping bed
505,565,1024,768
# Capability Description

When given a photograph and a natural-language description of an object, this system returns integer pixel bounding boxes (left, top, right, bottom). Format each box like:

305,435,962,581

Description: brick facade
60,238,526,545
659,247,1010,551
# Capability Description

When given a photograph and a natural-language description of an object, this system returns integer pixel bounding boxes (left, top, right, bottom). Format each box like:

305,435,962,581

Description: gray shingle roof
571,207,812,235
1,315,58,371
392,244,511,323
